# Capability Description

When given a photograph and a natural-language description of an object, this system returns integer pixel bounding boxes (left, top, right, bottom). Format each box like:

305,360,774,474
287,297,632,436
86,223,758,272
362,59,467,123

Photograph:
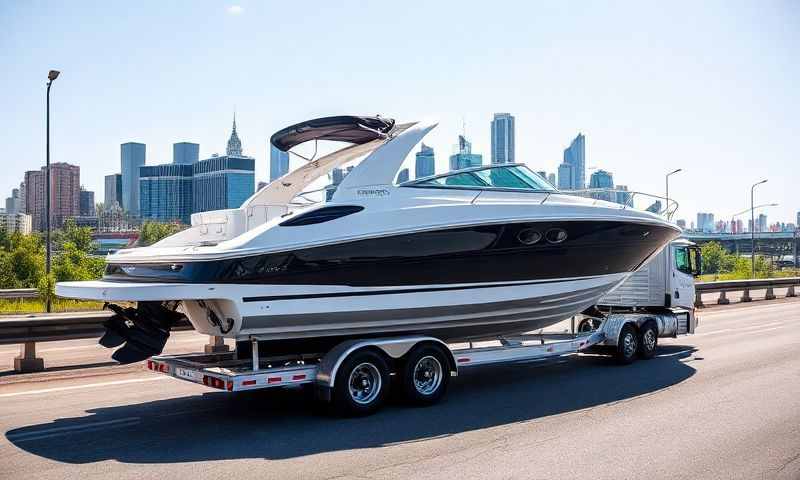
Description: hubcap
643,329,656,351
413,355,443,395
623,332,637,358
348,362,382,405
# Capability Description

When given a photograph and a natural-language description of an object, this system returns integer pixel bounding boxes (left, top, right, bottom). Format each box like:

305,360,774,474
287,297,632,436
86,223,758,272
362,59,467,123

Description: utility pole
45,70,60,312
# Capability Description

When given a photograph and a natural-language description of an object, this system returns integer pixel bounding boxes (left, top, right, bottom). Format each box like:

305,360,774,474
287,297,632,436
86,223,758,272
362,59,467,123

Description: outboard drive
100,301,185,364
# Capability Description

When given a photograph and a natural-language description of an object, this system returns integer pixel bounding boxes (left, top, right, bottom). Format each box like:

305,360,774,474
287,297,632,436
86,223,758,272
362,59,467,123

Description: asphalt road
0,298,798,480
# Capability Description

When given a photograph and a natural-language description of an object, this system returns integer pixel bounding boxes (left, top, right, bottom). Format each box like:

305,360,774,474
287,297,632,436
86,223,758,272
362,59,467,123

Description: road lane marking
0,376,168,398
696,321,785,336
7,417,141,442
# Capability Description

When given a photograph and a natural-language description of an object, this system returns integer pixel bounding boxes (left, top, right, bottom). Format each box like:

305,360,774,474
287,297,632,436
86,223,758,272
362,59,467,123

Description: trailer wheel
400,344,450,406
331,350,390,416
638,322,658,360
615,323,639,365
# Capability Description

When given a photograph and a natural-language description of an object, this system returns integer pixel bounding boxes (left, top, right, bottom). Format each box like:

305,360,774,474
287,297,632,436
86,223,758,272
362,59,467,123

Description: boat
56,115,682,363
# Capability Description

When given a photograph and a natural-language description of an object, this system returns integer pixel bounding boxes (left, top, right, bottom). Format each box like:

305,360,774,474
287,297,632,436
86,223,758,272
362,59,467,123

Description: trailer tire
400,344,450,407
638,322,658,360
615,323,639,365
331,350,390,416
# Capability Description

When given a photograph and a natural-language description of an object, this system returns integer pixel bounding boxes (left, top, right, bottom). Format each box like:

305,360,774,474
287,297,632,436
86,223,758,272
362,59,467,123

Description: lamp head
48,70,60,81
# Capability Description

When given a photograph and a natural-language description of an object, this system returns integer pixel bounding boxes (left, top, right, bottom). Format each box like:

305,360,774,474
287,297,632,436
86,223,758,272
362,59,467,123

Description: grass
0,298,105,315
698,268,800,283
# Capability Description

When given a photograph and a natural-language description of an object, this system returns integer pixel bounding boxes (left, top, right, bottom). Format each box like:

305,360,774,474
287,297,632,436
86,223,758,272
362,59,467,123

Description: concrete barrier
695,277,800,308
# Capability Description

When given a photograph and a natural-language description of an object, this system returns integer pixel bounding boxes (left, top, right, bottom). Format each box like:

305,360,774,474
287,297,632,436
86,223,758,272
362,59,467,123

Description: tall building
121,142,146,215
676,219,687,229
269,144,290,182
449,135,482,171
396,168,410,184
758,213,767,233
104,173,123,207
0,213,32,234
79,188,95,216
615,185,631,206
697,212,715,233
226,114,243,156
557,163,574,190
562,133,586,189
139,163,194,224
589,170,614,202
23,163,80,231
173,142,199,164
415,143,435,178
5,188,21,214
547,173,556,186
193,155,255,213
490,113,515,164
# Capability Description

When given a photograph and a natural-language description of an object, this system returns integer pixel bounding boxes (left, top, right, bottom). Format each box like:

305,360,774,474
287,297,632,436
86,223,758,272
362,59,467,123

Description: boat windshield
405,164,557,192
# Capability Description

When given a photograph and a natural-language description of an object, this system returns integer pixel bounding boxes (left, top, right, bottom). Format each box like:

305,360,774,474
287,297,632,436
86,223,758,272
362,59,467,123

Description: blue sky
2,1,798,226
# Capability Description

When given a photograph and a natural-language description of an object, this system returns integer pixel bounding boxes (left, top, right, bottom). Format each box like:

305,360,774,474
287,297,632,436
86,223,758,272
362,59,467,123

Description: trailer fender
315,336,456,390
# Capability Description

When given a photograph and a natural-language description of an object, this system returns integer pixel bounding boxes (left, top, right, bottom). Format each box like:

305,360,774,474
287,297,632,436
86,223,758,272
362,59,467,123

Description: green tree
700,242,727,274
139,221,182,246
56,218,96,253
4,234,45,288
53,241,105,282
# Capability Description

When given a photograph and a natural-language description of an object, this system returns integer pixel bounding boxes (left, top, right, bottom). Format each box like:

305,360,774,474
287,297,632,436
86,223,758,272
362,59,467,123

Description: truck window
675,247,692,274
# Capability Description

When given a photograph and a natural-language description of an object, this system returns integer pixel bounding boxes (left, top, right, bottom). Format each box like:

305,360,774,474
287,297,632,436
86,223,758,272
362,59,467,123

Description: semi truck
145,239,702,416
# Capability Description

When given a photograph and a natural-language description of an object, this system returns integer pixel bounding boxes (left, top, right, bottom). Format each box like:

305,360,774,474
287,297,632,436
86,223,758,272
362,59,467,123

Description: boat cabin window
405,164,557,192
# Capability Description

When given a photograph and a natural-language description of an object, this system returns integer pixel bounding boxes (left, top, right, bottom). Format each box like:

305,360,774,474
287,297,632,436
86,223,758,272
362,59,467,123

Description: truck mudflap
100,302,185,364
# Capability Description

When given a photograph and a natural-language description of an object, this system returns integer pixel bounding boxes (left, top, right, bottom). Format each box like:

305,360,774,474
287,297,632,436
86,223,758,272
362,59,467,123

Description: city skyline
2,2,798,224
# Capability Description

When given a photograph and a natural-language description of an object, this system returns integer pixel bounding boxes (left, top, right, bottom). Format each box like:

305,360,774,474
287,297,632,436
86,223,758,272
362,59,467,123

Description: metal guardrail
695,277,800,307
0,309,224,373
0,288,38,299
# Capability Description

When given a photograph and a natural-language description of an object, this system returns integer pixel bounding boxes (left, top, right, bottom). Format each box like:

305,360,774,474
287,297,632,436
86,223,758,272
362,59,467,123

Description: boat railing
565,188,679,220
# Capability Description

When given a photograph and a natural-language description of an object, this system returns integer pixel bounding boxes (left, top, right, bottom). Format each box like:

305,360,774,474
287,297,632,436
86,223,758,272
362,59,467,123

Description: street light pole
665,168,682,218
750,179,767,278
45,70,60,313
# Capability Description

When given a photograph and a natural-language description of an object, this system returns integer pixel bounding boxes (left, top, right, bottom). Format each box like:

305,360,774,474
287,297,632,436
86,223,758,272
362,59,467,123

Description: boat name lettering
357,189,390,197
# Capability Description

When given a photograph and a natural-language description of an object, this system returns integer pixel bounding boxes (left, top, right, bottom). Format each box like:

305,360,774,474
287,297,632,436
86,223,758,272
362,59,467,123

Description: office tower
396,168,410,184
79,188,95,216
758,213,767,233
415,143,435,178
615,185,631,206
121,142,146,215
23,163,80,231
563,133,586,189
139,163,194,224
490,113,515,164
105,173,123,207
449,135,482,171
226,114,242,156
193,155,255,213
270,144,290,182
173,142,200,164
5,188,21,215
697,212,715,233
546,173,556,186
557,163,574,190
589,169,614,202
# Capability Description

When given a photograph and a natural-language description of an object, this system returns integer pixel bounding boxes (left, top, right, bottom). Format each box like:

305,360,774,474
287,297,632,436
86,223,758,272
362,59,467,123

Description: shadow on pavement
7,345,698,464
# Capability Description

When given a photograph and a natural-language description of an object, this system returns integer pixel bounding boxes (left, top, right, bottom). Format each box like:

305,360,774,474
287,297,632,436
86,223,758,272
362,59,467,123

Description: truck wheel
615,323,639,365
401,344,450,406
331,350,390,416
638,322,658,360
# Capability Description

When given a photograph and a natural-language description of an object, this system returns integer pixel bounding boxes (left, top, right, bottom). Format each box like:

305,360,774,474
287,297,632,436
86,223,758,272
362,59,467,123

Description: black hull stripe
241,277,599,302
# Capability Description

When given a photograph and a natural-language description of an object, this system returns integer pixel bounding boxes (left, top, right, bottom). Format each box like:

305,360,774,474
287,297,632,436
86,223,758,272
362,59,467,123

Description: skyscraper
5,188,21,215
415,143,435,178
562,133,586,189
140,163,194,224
173,142,199,164
758,213,767,233
614,184,631,206
193,155,255,213
557,163,574,190
226,114,242,156
449,135,482,171
547,173,556,186
121,142,146,215
79,188,95,216
490,113,515,164
697,212,715,233
104,173,123,207
589,169,614,202
24,163,80,231
269,144,290,182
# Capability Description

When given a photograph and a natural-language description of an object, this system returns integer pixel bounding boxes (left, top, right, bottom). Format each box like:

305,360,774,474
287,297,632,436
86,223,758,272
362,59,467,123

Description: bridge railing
694,277,800,307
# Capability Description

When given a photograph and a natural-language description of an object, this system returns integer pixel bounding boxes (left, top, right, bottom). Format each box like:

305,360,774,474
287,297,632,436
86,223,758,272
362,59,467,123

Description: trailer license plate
176,367,198,381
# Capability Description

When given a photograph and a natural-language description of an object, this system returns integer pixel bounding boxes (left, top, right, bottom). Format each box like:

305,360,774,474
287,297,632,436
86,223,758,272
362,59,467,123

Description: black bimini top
270,115,395,152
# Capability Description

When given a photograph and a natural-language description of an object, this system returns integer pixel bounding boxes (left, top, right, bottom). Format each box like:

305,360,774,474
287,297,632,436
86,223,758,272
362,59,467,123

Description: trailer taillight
202,375,226,389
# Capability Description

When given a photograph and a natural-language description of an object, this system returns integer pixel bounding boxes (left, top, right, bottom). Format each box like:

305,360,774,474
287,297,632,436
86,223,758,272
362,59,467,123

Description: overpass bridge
682,230,799,264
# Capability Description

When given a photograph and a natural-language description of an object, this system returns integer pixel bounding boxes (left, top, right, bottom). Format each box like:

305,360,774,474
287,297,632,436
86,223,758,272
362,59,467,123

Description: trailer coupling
100,301,185,364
